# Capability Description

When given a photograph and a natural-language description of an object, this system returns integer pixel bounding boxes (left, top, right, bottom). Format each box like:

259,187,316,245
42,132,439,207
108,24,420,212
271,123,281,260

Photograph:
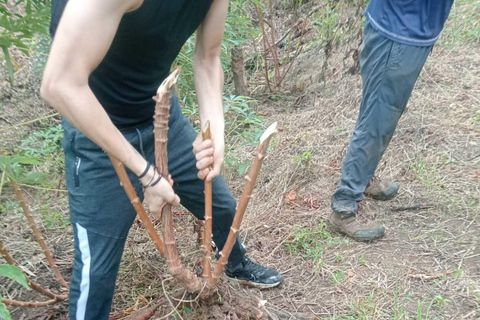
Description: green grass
285,222,349,269
440,0,480,47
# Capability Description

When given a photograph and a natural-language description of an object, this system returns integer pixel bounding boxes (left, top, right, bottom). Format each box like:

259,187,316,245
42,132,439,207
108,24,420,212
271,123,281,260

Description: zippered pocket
74,156,81,187
70,131,81,187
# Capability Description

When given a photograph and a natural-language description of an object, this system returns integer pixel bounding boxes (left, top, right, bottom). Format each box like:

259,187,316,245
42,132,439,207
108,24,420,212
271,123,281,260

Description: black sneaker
225,257,283,289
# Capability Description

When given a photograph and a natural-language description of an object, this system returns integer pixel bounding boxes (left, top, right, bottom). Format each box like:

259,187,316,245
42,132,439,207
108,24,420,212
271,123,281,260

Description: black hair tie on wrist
145,173,162,188
138,162,151,179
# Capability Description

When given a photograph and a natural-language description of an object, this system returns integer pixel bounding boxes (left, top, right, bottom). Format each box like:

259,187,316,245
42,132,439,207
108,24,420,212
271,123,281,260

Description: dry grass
1,0,479,319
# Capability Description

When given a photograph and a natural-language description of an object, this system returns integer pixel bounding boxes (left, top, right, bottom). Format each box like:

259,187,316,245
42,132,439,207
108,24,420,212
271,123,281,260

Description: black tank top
50,0,213,128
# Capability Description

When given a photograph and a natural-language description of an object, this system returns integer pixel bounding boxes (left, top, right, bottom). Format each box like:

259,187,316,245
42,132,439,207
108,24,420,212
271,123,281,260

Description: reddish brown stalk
8,177,68,288
108,155,165,257
154,68,203,293
1,298,61,308
125,303,161,320
201,121,212,281
208,122,277,288
0,240,68,301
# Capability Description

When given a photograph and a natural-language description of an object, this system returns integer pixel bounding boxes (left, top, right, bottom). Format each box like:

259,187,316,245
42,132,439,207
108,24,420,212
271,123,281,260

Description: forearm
42,84,147,176
194,56,225,133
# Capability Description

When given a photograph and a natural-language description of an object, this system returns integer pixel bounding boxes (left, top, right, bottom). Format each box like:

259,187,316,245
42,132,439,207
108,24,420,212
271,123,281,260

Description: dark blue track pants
62,95,246,320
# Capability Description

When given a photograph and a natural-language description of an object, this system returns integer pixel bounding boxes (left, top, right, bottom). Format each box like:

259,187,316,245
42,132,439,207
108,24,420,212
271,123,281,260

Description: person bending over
41,0,283,319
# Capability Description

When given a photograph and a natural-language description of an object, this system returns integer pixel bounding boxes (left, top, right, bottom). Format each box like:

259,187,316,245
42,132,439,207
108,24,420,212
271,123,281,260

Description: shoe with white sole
225,257,283,289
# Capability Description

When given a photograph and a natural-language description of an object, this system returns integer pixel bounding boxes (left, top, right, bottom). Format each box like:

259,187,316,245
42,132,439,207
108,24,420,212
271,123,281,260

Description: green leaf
0,298,12,320
0,265,29,289
182,306,193,314
1,46,14,85
0,155,42,167
17,172,48,184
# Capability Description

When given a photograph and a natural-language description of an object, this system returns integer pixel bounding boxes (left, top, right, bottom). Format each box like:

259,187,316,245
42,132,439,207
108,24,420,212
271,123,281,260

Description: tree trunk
232,45,250,96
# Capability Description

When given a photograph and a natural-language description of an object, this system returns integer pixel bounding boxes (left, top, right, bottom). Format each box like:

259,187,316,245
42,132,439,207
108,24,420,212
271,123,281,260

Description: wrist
139,167,157,186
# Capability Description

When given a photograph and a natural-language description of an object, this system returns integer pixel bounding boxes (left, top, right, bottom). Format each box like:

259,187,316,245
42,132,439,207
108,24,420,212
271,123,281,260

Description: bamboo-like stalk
201,121,212,281
1,298,61,308
8,177,68,288
108,155,165,257
0,240,68,301
208,122,277,288
154,68,203,293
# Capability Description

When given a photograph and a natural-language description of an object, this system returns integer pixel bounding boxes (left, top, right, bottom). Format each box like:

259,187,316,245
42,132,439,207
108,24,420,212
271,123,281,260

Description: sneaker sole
226,276,282,289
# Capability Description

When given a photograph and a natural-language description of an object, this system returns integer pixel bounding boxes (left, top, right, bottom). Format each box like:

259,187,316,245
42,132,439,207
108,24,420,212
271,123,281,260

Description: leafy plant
0,265,30,320
20,124,63,160
0,0,51,84
224,95,263,139
331,269,345,285
0,155,47,185
293,150,312,165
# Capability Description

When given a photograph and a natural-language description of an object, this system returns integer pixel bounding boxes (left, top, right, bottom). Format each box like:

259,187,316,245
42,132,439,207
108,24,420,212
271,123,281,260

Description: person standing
329,0,454,241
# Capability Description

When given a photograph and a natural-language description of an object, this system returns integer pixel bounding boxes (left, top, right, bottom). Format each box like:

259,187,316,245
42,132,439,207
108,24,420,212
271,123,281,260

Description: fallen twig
1,298,62,308
124,303,161,320
391,203,435,212
408,270,454,280
0,240,68,301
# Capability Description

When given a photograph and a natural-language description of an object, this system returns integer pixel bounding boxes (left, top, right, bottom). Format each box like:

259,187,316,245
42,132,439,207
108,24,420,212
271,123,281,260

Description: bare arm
41,0,179,210
193,0,229,181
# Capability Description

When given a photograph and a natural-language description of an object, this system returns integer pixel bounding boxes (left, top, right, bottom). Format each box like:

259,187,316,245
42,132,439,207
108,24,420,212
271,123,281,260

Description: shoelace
242,258,265,274
368,175,381,188
356,200,368,224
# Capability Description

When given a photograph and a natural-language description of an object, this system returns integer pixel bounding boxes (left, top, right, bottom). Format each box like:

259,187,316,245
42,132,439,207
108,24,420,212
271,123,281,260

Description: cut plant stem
209,122,277,288
201,121,213,281
154,68,203,293
0,240,68,301
1,298,62,308
109,155,165,257
8,176,68,288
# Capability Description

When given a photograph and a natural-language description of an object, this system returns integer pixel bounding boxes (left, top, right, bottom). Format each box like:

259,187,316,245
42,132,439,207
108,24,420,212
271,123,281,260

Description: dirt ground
1,1,479,319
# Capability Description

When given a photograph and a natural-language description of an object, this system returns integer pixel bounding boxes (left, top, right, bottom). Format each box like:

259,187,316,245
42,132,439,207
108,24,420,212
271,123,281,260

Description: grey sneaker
365,176,399,200
329,211,385,242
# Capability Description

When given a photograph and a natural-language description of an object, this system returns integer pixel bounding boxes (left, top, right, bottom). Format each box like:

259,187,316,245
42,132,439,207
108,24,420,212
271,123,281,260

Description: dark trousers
331,20,433,217
62,95,246,320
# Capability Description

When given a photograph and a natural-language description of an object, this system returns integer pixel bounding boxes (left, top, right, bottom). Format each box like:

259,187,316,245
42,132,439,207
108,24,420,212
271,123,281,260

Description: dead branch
0,240,68,301
209,122,278,288
124,303,161,320
267,0,280,83
109,155,166,257
408,270,454,280
255,5,273,92
154,68,203,293
8,176,68,288
201,122,213,281
1,298,62,308
391,203,435,212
